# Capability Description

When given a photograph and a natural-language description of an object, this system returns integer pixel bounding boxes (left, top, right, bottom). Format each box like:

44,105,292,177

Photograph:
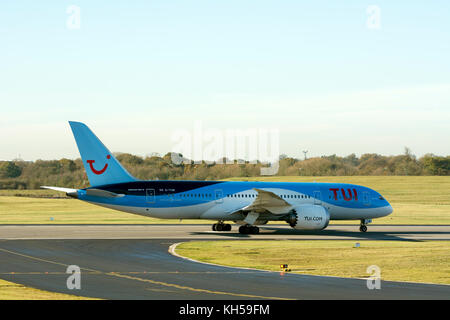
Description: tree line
0,149,448,189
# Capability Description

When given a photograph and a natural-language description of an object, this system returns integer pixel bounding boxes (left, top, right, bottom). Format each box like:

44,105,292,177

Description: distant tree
59,158,77,172
344,153,359,166
0,161,22,178
116,153,144,165
420,154,450,175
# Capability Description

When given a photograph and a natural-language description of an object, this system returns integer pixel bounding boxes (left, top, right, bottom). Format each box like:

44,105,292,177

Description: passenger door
215,189,223,204
146,189,155,203
363,191,370,206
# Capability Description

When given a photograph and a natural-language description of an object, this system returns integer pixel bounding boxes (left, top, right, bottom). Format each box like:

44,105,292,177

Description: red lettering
341,188,352,201
353,188,358,201
330,188,339,200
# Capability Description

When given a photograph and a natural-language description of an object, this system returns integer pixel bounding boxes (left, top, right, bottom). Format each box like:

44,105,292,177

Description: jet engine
288,205,330,230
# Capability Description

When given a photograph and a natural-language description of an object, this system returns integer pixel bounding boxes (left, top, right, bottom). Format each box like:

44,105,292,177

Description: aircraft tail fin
68,121,137,187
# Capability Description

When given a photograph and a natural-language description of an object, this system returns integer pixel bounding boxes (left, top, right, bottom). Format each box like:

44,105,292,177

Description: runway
0,225,449,300
1,224,450,240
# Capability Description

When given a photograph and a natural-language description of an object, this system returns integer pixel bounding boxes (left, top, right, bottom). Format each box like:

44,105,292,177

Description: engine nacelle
288,205,330,230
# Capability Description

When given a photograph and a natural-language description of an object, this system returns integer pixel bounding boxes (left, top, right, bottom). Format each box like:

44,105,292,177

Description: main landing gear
212,222,232,232
238,225,259,235
359,219,372,232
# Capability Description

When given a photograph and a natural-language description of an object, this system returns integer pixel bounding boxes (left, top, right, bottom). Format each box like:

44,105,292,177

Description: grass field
0,195,180,224
0,278,95,300
0,176,449,224
176,240,450,285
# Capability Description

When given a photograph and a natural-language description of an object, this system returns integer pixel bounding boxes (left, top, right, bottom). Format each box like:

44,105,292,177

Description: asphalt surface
1,224,450,240
0,225,449,300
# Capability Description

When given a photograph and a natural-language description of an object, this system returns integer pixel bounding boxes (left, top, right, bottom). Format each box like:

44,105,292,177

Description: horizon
2,148,446,163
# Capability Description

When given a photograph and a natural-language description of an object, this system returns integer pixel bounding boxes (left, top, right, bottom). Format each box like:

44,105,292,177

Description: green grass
176,240,450,285
0,196,204,224
0,189,70,198
0,278,97,300
0,176,449,224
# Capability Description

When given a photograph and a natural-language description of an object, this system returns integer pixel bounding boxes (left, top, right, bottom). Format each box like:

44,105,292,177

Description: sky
1,1,449,161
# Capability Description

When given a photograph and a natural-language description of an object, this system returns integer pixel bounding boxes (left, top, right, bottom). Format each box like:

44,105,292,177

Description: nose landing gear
359,219,372,232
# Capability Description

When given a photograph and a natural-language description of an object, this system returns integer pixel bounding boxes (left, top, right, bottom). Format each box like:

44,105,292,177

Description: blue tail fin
69,121,137,187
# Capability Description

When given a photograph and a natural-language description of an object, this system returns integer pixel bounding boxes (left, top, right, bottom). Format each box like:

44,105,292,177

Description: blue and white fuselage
43,122,393,234
76,181,392,221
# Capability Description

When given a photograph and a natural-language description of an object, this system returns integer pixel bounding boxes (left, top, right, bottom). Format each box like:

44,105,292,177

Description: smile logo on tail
87,155,111,175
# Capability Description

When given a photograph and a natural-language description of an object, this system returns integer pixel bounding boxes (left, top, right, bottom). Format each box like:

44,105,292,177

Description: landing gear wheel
212,223,231,232
360,225,367,232
238,225,259,234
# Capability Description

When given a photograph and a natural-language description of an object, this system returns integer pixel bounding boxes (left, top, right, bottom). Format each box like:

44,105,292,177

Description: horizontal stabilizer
85,188,124,198
41,186,77,193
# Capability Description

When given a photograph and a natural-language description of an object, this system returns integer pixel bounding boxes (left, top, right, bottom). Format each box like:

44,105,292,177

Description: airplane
43,121,393,234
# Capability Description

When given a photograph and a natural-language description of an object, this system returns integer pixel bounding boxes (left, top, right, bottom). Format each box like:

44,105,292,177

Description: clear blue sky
1,1,449,160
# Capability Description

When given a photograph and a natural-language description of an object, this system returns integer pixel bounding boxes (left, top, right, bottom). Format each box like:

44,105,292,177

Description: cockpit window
379,196,385,200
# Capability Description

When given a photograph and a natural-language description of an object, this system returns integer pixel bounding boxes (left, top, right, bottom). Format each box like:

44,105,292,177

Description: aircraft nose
385,204,393,216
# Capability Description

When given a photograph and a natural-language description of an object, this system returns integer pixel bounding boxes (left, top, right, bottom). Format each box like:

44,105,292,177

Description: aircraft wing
241,188,292,215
